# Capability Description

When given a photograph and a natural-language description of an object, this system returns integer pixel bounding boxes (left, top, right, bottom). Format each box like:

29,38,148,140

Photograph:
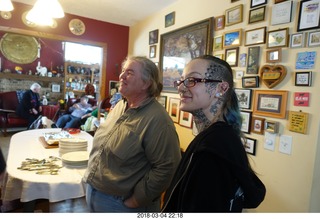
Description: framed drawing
243,137,257,155
168,97,180,123
52,84,60,93
251,0,267,8
149,45,156,58
297,0,320,32
225,4,243,26
225,47,239,67
214,15,225,31
240,111,252,134
307,30,320,47
266,48,282,63
247,46,260,74
245,27,266,46
157,95,167,109
290,32,305,48
295,71,312,86
265,120,279,133
248,6,266,24
252,90,288,119
165,12,175,28
251,116,265,134
271,1,293,25
179,110,193,128
288,111,309,134
235,88,252,109
296,51,316,69
213,35,223,51
267,28,289,48
242,76,259,88
149,29,159,45
223,29,242,48
160,18,213,92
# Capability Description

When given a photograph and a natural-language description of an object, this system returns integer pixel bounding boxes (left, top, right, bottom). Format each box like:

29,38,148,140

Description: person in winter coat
162,55,266,213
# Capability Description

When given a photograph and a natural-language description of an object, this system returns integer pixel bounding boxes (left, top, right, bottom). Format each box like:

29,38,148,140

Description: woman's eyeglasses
173,77,222,89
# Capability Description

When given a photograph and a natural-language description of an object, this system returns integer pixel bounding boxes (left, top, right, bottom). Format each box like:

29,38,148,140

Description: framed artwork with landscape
223,29,242,48
225,4,243,26
297,0,320,32
168,97,180,123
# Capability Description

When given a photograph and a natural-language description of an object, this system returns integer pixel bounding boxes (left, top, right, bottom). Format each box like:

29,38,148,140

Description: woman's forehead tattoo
204,64,224,79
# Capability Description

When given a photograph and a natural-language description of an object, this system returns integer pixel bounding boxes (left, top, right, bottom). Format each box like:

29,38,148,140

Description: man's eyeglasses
173,77,222,89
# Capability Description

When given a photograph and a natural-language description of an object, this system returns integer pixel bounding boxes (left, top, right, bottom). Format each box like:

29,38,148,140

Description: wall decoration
157,95,167,109
69,19,86,36
149,29,159,45
279,135,293,155
239,53,247,67
294,92,310,106
264,132,276,151
1,11,12,20
179,110,193,128
109,80,119,96
271,1,293,26
242,76,259,88
168,97,180,123
214,53,224,60
297,0,320,32
235,70,244,79
240,111,252,134
243,137,257,155
251,116,265,134
295,51,316,69
266,48,282,63
265,120,279,133
260,64,287,88
247,46,260,74
295,71,312,86
288,111,309,134
149,45,156,58
251,0,267,8
214,15,225,31
160,18,213,92
290,32,305,48
165,12,175,27
225,47,239,67
245,26,266,46
253,90,288,119
235,88,252,109
248,6,266,24
225,4,243,26
213,35,223,51
267,28,289,48
52,84,60,93
307,30,320,47
223,29,242,48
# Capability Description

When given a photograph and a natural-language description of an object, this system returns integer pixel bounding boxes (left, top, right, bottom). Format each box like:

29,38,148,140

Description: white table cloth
1,128,93,203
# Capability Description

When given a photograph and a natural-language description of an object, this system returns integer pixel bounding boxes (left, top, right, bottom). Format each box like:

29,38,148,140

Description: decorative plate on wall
0,33,39,64
1,11,12,20
69,19,86,36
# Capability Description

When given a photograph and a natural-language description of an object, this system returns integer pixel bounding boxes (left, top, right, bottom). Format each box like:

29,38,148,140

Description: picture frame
179,110,193,128
297,0,320,32
160,18,213,92
240,111,252,134
109,80,119,96
245,26,266,46
251,0,267,8
251,116,265,134
149,29,159,45
271,1,293,26
225,47,239,67
157,95,167,109
265,120,279,133
307,30,320,47
52,84,60,93
235,88,252,109
149,45,156,58
248,6,266,24
253,90,288,119
295,71,312,86
247,46,260,74
243,137,257,155
168,97,180,123
225,4,243,26
288,111,309,134
239,53,247,67
290,32,305,48
294,92,310,106
266,48,282,63
296,51,316,69
213,35,223,51
223,29,242,48
242,76,259,88
267,28,289,48
214,15,225,31
165,12,175,28
235,70,244,79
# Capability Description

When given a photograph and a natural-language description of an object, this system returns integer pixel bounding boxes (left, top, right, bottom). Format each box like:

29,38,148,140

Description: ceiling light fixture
0,0,14,12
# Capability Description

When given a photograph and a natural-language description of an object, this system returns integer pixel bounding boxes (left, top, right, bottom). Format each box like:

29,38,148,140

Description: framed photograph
223,29,242,48
149,45,156,58
214,15,225,31
213,35,223,51
267,28,289,48
225,4,243,26
251,117,265,134
235,88,252,109
307,30,320,47
252,90,288,119
245,26,266,46
295,71,312,86
179,111,193,128
271,1,293,25
266,48,282,63
235,70,244,79
225,47,239,67
149,29,159,45
52,84,60,93
160,18,213,92
296,51,316,69
290,32,306,48
109,80,119,95
243,137,257,155
248,6,266,24
251,0,267,8
168,98,180,123
297,0,320,32
247,46,260,74
157,95,167,109
240,111,252,134
242,76,259,88
165,12,175,28
265,120,279,133
239,53,247,67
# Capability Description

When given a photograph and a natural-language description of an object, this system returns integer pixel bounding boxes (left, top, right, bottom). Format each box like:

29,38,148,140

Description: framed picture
239,53,247,67
251,0,267,8
290,32,306,48
266,48,282,63
225,4,243,26
149,29,159,45
243,137,257,155
247,46,260,74
271,1,293,25
288,111,309,134
235,70,244,79
157,95,167,109
235,88,252,109
225,47,239,67
295,71,312,86
149,45,156,58
251,117,265,134
179,110,193,128
297,0,320,32
165,12,175,28
248,6,266,24
214,15,225,31
168,97,180,123
160,18,213,92
267,28,289,48
242,76,259,88
240,111,252,134
223,29,242,48
296,51,316,69
213,35,223,51
52,84,60,92
294,92,310,106
253,90,288,119
265,120,279,133
307,30,320,47
245,26,266,46
109,80,119,96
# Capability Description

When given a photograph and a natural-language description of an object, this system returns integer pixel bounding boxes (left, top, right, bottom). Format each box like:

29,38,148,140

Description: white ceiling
12,0,178,26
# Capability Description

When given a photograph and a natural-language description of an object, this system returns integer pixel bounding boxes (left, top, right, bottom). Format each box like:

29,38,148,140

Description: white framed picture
52,84,60,93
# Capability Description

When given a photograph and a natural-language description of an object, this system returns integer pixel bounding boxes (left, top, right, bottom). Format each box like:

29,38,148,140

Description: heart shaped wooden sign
260,65,287,88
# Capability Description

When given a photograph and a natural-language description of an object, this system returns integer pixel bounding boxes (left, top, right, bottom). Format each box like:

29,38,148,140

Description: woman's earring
215,92,222,98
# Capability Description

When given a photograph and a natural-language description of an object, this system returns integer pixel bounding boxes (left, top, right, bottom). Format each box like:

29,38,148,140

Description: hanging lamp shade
0,0,14,12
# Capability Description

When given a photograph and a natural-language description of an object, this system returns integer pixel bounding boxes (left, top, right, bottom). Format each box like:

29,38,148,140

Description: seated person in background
56,95,93,128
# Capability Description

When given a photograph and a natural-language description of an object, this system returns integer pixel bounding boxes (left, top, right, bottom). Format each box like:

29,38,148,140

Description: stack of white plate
59,138,88,157
61,151,89,168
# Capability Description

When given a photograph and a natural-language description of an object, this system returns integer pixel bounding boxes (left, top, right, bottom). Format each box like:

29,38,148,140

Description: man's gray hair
30,83,41,90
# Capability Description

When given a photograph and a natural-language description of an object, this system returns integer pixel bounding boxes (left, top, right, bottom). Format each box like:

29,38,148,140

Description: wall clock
69,19,86,36
1,11,12,20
